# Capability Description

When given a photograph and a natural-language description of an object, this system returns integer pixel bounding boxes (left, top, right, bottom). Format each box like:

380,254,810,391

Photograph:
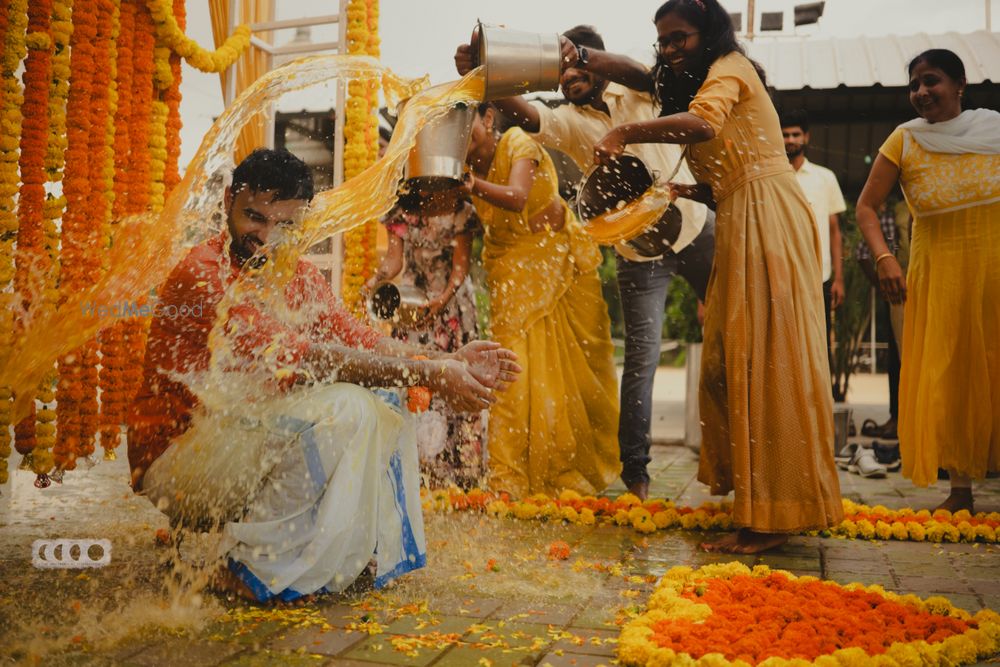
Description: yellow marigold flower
560,506,579,523
856,519,876,539
628,506,650,522
578,508,596,526
617,493,642,508
907,522,927,541
558,489,582,502
875,520,893,540
891,521,910,540
512,502,540,520
652,511,673,529
632,512,657,534
614,509,630,526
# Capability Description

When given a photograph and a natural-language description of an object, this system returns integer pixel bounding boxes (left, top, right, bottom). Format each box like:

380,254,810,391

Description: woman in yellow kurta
588,0,842,552
463,104,620,497
857,49,1000,513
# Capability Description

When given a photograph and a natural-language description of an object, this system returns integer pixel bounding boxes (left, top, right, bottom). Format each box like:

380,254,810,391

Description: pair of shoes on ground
860,417,898,440
835,442,897,478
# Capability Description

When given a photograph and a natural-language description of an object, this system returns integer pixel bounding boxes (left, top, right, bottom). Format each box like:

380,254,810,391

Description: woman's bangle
875,253,895,267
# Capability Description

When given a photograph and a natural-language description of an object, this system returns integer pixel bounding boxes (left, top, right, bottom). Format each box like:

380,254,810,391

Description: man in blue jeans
455,25,716,499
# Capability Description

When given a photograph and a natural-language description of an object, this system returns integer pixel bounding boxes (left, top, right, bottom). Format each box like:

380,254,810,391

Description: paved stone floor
2,441,999,666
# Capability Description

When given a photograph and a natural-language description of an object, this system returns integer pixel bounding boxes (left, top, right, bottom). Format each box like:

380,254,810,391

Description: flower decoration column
0,0,30,487
340,0,380,316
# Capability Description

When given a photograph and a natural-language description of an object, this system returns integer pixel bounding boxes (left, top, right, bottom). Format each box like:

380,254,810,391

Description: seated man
127,148,518,603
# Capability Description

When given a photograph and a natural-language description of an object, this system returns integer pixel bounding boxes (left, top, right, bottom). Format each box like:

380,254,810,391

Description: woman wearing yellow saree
463,104,620,497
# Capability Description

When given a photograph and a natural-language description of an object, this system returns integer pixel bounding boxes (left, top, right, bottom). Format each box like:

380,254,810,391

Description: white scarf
900,108,1000,155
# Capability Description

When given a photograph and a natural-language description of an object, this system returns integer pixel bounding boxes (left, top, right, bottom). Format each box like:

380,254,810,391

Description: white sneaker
848,449,888,478
835,442,860,470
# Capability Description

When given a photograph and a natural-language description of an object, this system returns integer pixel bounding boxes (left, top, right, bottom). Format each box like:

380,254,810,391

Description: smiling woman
855,49,1000,514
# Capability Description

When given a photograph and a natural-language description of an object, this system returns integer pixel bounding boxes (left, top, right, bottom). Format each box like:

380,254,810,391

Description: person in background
366,189,487,489
780,108,847,379
856,202,907,443
582,0,843,552
454,24,715,500
463,103,621,498
856,48,1000,513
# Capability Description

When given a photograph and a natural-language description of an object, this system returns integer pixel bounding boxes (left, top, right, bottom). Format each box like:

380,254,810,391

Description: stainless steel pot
470,22,561,100
403,101,476,191
368,281,429,328
576,154,683,258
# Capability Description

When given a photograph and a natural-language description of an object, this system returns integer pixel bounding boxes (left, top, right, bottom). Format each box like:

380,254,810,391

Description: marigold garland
144,0,249,73
422,488,1000,544
341,0,380,317
54,0,99,472
29,0,72,477
11,0,53,464
617,562,1000,666
0,0,30,487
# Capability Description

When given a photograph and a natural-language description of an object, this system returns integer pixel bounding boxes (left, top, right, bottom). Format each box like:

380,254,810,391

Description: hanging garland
98,0,135,459
341,0,380,316
118,1,157,418
0,0,31,487
27,0,72,479
144,0,249,73
11,0,53,468
54,0,99,473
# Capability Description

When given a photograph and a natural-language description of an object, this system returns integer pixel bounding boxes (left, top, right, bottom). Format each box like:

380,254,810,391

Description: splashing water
1,54,485,423
580,184,674,245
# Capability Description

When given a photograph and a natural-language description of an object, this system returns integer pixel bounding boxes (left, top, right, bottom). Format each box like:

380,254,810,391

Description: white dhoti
143,383,426,602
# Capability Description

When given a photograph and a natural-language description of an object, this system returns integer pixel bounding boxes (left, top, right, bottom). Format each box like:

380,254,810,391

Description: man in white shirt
455,26,716,500
780,109,847,377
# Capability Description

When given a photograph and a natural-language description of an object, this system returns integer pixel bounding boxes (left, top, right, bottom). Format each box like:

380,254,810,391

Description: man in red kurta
128,149,517,603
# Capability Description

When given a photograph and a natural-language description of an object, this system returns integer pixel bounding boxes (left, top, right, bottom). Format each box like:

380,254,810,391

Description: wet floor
2,444,999,666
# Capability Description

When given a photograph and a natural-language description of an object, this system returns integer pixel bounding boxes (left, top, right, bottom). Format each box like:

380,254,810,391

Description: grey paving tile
267,625,366,656
895,576,975,596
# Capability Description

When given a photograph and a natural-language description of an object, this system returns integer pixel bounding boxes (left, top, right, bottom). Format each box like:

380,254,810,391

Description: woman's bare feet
935,488,974,514
701,528,788,554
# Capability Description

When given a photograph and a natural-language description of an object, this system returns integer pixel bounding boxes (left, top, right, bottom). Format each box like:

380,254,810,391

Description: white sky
177,0,997,169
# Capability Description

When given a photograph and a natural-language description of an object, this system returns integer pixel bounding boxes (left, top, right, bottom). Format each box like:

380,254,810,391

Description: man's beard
785,144,805,159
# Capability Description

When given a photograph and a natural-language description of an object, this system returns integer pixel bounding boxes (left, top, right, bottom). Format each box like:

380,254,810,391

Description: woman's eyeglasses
654,31,699,53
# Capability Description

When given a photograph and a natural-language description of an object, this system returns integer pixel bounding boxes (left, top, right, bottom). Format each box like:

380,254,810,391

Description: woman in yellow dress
462,104,620,497
857,49,1000,513
584,0,842,552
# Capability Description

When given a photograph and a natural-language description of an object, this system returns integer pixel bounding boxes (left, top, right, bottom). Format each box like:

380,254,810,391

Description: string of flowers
617,562,1000,666
0,0,31,487
54,0,99,473
11,0,53,468
163,0,183,194
100,0,136,457
144,0,249,73
28,0,73,479
341,0,380,316
422,488,1000,544
121,1,157,411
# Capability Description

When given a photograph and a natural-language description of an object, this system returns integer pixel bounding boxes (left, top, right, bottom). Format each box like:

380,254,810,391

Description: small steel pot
403,101,476,191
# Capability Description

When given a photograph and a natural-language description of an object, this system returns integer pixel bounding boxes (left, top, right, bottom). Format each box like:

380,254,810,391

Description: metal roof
745,30,1000,91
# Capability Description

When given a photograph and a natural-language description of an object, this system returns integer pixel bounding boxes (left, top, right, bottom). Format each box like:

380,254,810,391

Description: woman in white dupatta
856,48,1000,513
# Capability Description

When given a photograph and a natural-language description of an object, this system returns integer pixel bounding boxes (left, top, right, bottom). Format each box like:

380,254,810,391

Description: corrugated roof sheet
746,30,1000,90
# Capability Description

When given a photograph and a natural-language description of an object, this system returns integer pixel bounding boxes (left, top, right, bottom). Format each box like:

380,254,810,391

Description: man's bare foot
935,488,974,514
209,565,258,602
627,480,649,501
701,528,788,554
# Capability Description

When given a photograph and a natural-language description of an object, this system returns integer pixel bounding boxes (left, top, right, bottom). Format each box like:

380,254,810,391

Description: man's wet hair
563,25,605,51
779,108,810,132
231,148,315,201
